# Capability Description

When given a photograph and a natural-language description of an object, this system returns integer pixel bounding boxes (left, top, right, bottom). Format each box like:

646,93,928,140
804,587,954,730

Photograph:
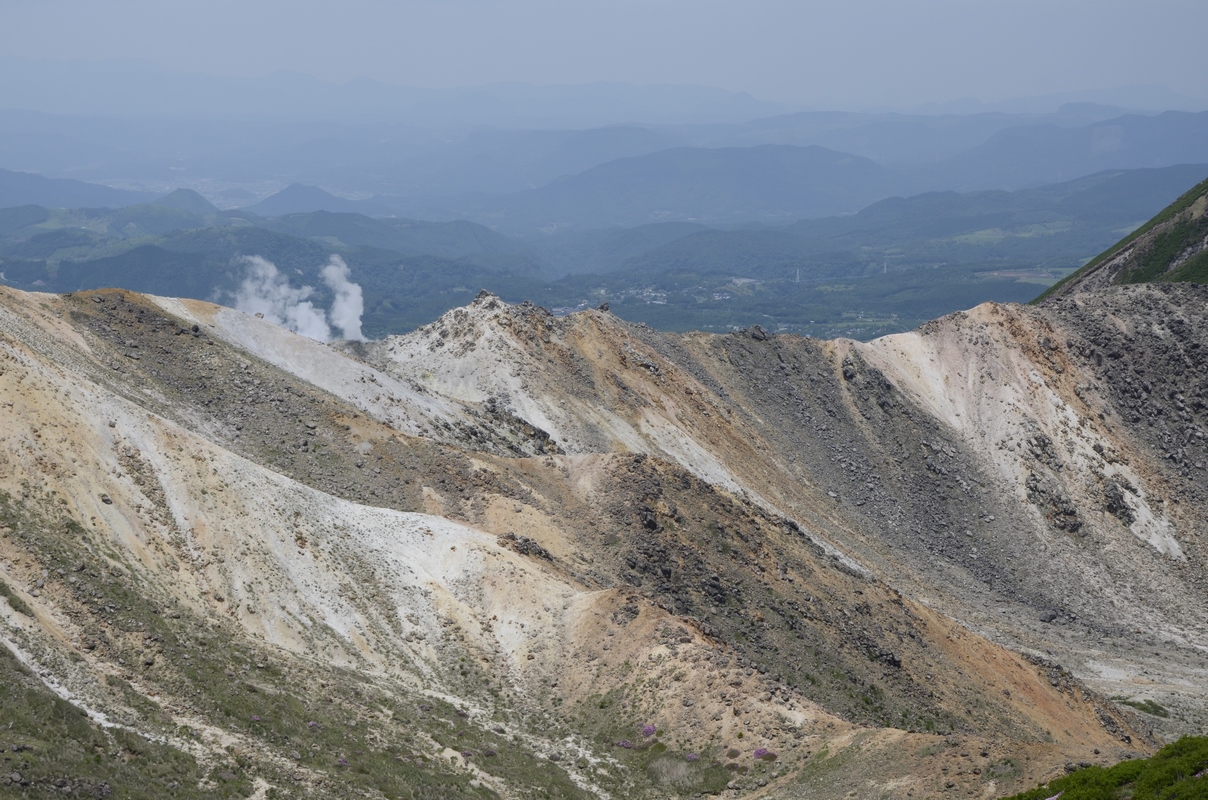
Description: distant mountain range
456,144,908,229
0,167,154,209
657,103,1126,166
913,110,1208,190
612,162,1208,281
1,162,1205,338
4,100,1208,231
383,115,1208,231
248,110,1208,231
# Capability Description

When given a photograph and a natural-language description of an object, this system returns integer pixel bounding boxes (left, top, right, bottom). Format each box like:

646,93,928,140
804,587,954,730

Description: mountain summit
153,187,219,215
246,183,381,216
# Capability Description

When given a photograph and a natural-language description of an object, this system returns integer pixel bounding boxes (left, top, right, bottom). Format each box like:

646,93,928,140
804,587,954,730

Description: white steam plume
232,254,367,343
233,256,332,341
320,255,366,342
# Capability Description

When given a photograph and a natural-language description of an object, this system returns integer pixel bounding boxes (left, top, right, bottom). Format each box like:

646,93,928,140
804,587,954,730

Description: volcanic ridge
0,275,1206,796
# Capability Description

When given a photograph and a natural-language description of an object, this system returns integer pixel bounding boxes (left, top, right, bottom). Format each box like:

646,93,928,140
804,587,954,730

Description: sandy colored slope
4,284,1203,799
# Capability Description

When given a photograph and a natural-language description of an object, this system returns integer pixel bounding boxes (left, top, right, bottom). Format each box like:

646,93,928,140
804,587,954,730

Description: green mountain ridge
1037,174,1208,301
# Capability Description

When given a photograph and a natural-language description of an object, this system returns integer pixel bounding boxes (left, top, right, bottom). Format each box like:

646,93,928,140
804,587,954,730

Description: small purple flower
615,739,632,749
336,757,349,767
307,721,318,729
753,748,769,759
251,715,261,722
641,724,656,737
685,753,700,762
461,750,473,758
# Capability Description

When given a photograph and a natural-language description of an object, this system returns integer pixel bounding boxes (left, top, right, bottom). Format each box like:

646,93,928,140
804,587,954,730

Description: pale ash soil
0,284,1203,799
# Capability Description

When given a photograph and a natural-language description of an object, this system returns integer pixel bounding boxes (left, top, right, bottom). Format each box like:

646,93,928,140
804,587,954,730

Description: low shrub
1004,736,1208,800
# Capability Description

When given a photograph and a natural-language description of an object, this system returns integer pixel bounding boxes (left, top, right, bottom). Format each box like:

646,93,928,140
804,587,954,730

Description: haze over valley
2,83,1208,339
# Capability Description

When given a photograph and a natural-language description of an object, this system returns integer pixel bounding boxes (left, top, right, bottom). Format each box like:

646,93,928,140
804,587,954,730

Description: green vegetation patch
0,575,34,616
1163,246,1208,284
1005,736,1208,800
1035,175,1208,302
1117,213,1208,285
0,644,221,799
1118,698,1171,718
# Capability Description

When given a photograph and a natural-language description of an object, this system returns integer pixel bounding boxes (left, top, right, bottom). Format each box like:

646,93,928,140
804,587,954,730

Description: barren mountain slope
373,287,1207,739
0,283,1203,799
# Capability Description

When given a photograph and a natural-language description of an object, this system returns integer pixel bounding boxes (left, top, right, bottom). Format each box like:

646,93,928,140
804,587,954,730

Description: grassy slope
1033,175,1208,302
0,644,228,800
1004,736,1208,800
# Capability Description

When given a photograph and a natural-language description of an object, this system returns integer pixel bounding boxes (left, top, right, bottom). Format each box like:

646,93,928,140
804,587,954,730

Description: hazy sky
5,0,1207,108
